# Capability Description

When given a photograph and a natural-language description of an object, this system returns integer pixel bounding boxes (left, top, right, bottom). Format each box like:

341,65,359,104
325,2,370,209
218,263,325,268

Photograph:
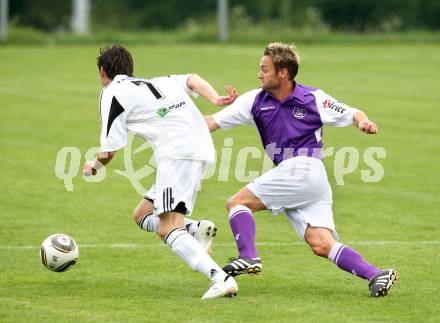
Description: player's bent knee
158,211,184,239
133,199,155,225
157,218,169,238
133,209,143,224
158,226,167,240
226,197,236,211
304,227,335,257
226,189,265,213
308,239,333,257
227,195,248,211
306,236,330,257
310,244,329,257
133,206,149,225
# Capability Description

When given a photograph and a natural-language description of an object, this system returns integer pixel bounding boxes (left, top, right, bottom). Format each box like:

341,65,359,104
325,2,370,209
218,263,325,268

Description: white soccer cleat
201,276,238,300
192,220,217,255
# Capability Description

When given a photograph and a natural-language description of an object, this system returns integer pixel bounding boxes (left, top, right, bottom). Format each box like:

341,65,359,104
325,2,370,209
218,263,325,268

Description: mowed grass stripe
2,240,440,250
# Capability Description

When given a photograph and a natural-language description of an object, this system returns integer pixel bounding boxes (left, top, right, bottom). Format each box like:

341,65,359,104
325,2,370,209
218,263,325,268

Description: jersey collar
113,74,131,83
261,81,305,104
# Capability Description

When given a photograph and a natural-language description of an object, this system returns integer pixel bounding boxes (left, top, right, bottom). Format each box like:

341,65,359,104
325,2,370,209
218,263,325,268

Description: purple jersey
213,82,358,165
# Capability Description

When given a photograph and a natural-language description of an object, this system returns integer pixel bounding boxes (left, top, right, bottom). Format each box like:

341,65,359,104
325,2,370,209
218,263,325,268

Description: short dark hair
96,45,134,79
263,42,300,80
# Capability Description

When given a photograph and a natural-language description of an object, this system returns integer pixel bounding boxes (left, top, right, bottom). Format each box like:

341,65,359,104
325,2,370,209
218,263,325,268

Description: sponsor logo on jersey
293,106,307,119
260,105,275,111
156,107,169,117
156,101,186,117
322,100,346,114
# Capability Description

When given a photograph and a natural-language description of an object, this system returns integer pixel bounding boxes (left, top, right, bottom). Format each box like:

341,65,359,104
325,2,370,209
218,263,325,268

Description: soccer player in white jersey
204,42,398,297
83,45,238,299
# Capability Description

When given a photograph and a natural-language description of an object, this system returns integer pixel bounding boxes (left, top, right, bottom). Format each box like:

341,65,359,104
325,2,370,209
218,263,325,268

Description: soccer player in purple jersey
204,42,398,297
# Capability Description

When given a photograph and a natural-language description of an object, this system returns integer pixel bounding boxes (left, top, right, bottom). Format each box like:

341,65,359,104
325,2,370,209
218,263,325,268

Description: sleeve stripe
106,96,125,137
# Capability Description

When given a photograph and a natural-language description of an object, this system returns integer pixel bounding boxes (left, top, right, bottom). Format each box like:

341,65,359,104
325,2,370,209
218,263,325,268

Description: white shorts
144,159,207,217
246,156,338,241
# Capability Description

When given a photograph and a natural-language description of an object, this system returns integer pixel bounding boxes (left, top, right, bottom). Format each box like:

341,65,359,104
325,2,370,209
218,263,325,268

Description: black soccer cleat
369,269,398,297
222,257,262,276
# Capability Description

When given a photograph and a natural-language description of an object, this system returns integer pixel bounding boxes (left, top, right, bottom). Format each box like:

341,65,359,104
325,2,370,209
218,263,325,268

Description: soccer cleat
191,220,217,255
369,269,398,297
201,276,238,300
222,257,262,276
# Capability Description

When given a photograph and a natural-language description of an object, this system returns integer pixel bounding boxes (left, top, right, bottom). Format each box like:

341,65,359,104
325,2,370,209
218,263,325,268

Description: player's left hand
215,85,237,106
359,120,378,134
83,160,97,176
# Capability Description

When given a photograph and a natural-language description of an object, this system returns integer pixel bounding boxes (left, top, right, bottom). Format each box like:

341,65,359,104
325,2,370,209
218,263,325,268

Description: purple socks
328,242,381,281
228,205,380,281
229,205,258,259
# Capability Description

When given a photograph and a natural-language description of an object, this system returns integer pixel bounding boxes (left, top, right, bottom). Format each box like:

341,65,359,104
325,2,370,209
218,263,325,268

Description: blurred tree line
9,0,440,32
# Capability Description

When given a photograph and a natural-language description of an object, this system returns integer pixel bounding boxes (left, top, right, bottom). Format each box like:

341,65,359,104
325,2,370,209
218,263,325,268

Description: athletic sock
138,213,159,232
164,228,227,282
328,242,381,281
229,205,258,259
138,214,199,235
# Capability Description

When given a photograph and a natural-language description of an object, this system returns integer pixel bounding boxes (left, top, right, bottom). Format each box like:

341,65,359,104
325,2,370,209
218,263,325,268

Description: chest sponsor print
156,101,186,117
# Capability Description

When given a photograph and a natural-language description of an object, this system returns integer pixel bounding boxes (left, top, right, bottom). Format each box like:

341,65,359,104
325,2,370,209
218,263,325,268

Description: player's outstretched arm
187,74,237,106
353,111,378,134
83,151,116,176
204,115,220,132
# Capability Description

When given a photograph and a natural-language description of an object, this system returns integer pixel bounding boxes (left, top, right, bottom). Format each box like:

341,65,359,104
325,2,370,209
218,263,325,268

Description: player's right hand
83,160,97,176
215,85,237,106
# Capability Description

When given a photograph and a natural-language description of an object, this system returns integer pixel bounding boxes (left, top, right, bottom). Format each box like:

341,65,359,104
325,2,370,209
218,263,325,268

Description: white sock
328,242,344,263
164,228,226,282
138,213,159,233
138,214,199,235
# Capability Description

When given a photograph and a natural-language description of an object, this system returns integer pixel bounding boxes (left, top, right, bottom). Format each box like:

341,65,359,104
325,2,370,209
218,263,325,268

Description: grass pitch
0,43,439,322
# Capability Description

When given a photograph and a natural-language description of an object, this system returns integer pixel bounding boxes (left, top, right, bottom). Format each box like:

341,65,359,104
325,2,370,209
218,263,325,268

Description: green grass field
1,43,439,322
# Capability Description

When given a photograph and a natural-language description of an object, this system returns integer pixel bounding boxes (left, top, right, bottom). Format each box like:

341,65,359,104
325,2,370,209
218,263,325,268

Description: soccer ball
40,233,79,272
